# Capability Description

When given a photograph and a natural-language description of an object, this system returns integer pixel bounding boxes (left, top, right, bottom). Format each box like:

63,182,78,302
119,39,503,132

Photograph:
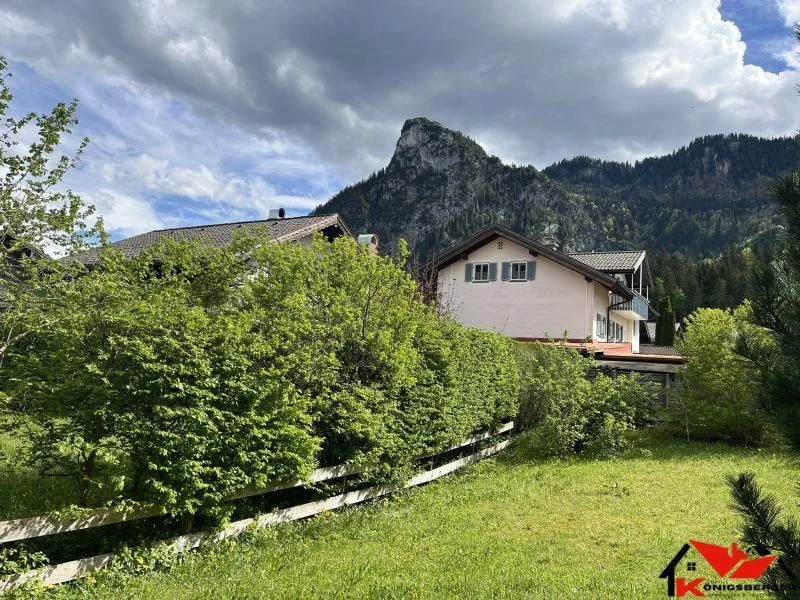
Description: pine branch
727,472,800,596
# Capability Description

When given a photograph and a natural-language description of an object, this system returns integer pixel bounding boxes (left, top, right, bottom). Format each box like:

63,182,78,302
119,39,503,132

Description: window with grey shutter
465,263,473,282
501,261,510,281
527,260,537,280
473,263,490,281
488,262,498,281
510,261,526,281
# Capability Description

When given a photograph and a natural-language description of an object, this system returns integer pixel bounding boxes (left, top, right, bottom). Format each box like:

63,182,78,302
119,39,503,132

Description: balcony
610,290,649,321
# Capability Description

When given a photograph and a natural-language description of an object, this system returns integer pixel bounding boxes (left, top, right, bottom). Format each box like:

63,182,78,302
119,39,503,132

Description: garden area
39,435,799,599
2,54,800,599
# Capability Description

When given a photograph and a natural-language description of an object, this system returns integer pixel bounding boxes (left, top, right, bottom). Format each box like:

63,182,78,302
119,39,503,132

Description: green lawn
48,434,798,599
0,430,76,520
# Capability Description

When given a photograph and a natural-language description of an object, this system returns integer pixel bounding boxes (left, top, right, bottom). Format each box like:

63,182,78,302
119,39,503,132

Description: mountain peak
400,116,443,133
391,116,487,173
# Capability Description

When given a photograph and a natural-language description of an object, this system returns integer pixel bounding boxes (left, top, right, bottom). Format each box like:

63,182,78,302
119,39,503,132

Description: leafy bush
3,233,521,521
583,373,655,458
5,240,318,523
666,305,772,446
516,342,591,457
516,342,654,458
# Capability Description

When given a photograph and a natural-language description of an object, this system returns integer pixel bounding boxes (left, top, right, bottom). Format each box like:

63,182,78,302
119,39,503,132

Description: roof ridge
140,214,336,235
430,223,630,296
567,250,643,255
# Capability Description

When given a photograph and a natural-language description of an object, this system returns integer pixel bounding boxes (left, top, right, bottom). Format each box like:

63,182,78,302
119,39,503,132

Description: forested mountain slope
315,118,798,317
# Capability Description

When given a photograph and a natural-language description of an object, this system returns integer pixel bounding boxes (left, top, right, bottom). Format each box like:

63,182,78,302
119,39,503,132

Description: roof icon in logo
690,540,776,579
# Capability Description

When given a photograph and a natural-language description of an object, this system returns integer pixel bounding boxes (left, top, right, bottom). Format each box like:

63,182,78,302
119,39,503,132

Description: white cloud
83,189,165,236
778,0,800,26
0,0,798,239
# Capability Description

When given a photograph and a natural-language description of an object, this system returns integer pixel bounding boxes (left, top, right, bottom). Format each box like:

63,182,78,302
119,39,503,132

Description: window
497,240,504,250
596,314,605,338
510,262,527,281
474,263,490,281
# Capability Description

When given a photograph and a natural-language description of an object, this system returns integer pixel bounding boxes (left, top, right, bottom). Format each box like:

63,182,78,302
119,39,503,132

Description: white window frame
473,262,490,282
510,261,527,282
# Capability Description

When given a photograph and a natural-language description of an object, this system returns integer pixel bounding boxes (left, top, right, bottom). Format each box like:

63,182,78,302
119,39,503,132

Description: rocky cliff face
318,117,621,259
315,119,798,260
390,117,487,175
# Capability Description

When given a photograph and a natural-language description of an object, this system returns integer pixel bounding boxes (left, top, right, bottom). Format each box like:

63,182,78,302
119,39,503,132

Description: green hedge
2,234,519,521
663,305,774,446
515,342,655,459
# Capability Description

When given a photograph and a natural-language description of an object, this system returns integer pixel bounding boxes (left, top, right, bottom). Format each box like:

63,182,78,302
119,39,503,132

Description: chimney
357,233,379,255
268,207,286,219
540,235,560,251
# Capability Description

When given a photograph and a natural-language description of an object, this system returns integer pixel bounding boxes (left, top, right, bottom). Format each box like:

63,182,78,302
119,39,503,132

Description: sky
1,0,799,241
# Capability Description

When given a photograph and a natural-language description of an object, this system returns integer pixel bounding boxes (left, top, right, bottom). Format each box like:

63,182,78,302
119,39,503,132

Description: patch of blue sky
7,57,345,237
150,194,262,228
5,60,67,115
720,0,795,73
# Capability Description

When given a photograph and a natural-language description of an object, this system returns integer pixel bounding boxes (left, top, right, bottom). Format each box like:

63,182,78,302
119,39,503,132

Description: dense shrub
584,373,654,459
245,236,519,475
516,342,592,457
515,342,654,458
5,240,318,521
666,305,772,446
3,233,520,520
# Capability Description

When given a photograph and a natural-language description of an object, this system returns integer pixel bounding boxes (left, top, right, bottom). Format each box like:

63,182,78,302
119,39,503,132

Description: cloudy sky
2,0,799,240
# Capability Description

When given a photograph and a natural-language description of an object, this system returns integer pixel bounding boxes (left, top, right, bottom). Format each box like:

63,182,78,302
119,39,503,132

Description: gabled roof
431,224,632,298
64,214,350,265
568,251,644,272
569,249,652,289
1,230,46,259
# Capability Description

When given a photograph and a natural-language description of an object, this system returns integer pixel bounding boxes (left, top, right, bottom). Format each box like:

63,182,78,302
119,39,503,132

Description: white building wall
592,283,611,342
437,237,601,340
630,317,640,353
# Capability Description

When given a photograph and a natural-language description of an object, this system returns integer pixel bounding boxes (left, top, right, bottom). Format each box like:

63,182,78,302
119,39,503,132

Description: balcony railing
610,290,649,321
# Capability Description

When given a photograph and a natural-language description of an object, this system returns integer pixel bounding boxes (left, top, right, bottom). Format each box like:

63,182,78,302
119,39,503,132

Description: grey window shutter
527,260,537,280
488,262,498,281
501,261,510,281
465,263,473,282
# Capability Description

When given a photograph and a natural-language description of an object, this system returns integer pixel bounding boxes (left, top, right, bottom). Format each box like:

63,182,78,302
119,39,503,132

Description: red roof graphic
690,540,776,579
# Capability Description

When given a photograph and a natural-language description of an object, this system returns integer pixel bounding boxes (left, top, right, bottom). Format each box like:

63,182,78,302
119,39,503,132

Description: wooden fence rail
0,424,513,593
0,421,514,545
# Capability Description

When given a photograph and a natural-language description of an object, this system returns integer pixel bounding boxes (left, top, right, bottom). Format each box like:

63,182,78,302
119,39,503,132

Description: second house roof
64,214,350,265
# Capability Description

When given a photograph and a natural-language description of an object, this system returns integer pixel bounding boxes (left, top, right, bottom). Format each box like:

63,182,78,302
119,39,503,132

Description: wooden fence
0,421,514,593
589,362,683,407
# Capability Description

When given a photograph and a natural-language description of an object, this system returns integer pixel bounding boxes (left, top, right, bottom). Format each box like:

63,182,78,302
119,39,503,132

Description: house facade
433,225,652,354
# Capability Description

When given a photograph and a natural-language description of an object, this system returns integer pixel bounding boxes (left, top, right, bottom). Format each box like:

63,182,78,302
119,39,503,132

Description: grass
44,433,798,599
0,430,76,520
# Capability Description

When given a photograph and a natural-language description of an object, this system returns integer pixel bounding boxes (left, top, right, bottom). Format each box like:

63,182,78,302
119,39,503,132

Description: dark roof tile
64,214,348,265
567,251,645,272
